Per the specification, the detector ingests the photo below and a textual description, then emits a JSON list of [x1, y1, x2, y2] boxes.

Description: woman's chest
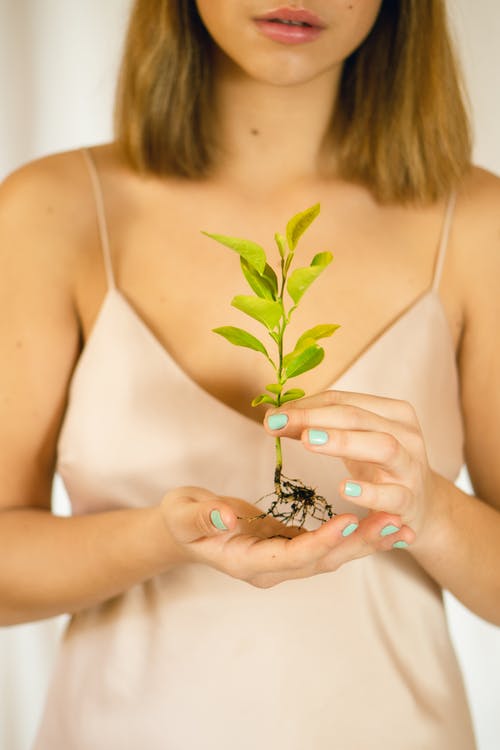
[[76, 182, 463, 420]]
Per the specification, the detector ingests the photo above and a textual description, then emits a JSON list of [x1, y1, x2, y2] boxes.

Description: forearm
[[411, 472, 500, 624], [0, 505, 184, 626]]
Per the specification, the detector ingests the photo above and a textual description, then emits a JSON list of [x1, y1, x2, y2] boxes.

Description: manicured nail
[[308, 429, 329, 446], [380, 524, 400, 537], [344, 481, 362, 498], [342, 522, 359, 537], [267, 413, 288, 430], [393, 540, 409, 549], [210, 509, 228, 531]]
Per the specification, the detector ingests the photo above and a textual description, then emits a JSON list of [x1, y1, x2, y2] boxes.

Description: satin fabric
[[33, 154, 476, 749]]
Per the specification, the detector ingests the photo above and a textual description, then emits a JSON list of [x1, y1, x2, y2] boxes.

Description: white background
[[0, 1, 499, 748]]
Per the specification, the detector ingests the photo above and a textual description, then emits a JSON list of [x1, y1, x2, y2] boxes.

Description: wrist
[[410, 471, 453, 556], [146, 504, 191, 572]]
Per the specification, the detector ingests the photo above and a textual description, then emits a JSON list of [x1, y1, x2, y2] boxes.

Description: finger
[[298, 390, 417, 424], [301, 428, 411, 477], [318, 511, 416, 572], [267, 389, 417, 425], [235, 512, 361, 574], [348, 511, 416, 552], [265, 402, 404, 442], [164, 494, 239, 544], [249, 511, 415, 587], [338, 478, 413, 516]]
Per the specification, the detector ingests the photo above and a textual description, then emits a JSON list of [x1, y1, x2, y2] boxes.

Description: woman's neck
[[212, 57, 342, 193]]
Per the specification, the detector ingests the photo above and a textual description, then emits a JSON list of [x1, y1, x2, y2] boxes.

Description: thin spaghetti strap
[[432, 191, 457, 293], [81, 148, 116, 290]]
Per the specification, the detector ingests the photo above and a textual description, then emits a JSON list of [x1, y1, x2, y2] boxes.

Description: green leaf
[[289, 336, 316, 357], [295, 323, 340, 351], [251, 394, 277, 407], [281, 325, 337, 375], [283, 334, 316, 367], [286, 204, 320, 252], [311, 251, 333, 268], [283, 343, 325, 379], [282, 337, 316, 369], [284, 252, 294, 275], [202, 232, 266, 274], [280, 388, 305, 404], [240, 259, 275, 300], [231, 295, 283, 330], [262, 264, 279, 298], [286, 252, 333, 305], [274, 232, 287, 260], [266, 383, 282, 395], [287, 267, 323, 305], [213, 326, 270, 357]]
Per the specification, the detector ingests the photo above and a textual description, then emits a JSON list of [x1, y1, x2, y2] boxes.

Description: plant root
[[238, 475, 336, 528]]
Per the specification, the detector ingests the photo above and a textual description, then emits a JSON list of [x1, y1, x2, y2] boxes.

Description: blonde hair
[[114, 0, 472, 204]]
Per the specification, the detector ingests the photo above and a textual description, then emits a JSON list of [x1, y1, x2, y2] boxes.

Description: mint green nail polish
[[268, 413, 288, 430], [380, 524, 400, 537], [342, 522, 359, 537], [344, 481, 362, 498], [210, 509, 228, 531], [308, 429, 329, 446], [393, 540, 409, 549]]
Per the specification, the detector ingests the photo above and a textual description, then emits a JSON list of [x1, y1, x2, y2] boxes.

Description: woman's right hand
[[159, 486, 410, 589]]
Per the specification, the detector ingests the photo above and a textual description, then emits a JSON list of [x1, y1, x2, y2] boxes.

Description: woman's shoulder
[[0, 143, 123, 284], [455, 165, 500, 257], [2, 146, 86, 198], [0, 140, 134, 207], [456, 164, 500, 224], [453, 165, 500, 325], [0, 146, 93, 242], [0, 142, 122, 217]]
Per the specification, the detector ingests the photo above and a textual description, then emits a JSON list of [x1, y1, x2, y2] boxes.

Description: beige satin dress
[[33, 150, 476, 749]]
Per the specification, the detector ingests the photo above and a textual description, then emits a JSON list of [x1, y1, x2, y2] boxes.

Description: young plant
[[203, 204, 339, 527]]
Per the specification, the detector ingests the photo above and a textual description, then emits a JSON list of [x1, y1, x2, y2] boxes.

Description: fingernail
[[308, 429, 329, 446], [210, 509, 228, 531], [267, 413, 288, 430], [342, 522, 359, 537], [344, 481, 362, 498], [393, 540, 409, 549], [380, 524, 400, 537]]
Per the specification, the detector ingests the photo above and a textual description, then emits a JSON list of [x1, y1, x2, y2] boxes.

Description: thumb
[[164, 493, 238, 545]]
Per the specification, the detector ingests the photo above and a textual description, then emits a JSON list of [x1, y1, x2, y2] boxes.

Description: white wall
[[0, 1, 498, 749]]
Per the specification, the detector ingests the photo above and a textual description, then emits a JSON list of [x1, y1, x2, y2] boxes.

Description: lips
[[255, 6, 326, 28], [254, 6, 326, 44]]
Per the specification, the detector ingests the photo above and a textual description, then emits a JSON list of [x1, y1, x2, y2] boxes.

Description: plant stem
[[274, 437, 283, 489], [274, 374, 284, 490], [273, 252, 292, 492]]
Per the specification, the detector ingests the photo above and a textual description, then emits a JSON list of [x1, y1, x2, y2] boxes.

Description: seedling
[[203, 204, 339, 527]]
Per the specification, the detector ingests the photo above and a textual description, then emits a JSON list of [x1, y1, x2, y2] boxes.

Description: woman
[[0, 1, 499, 748]]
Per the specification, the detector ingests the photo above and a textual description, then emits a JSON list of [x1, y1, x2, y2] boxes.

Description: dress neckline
[[69, 284, 448, 431], [78, 148, 457, 429]]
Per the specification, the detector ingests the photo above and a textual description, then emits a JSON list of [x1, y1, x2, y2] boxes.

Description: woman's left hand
[[265, 390, 440, 547]]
